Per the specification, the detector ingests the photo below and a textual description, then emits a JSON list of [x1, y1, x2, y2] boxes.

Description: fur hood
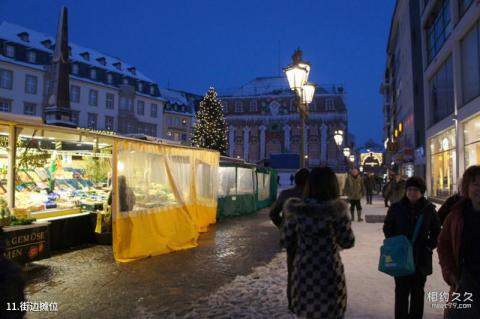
[[283, 197, 349, 219]]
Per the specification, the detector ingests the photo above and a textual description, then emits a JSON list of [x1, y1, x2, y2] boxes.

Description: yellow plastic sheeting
[[112, 139, 219, 262]]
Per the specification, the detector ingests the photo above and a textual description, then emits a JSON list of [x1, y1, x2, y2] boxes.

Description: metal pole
[[7, 125, 16, 208], [300, 109, 305, 168]]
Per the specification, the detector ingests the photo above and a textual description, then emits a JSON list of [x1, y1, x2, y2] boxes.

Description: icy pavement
[[184, 197, 448, 319]]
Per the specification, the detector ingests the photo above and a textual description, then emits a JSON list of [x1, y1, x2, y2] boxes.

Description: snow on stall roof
[[219, 76, 331, 97], [0, 21, 154, 82]]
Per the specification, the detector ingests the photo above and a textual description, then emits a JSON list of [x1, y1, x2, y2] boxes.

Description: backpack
[[378, 215, 424, 277]]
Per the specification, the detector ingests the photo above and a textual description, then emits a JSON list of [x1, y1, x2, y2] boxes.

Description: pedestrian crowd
[[270, 164, 480, 319]]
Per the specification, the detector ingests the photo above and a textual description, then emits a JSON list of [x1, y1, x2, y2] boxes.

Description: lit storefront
[[429, 128, 456, 199], [464, 114, 480, 168]]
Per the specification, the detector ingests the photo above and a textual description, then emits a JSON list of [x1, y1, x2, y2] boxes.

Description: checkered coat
[[282, 198, 355, 319]]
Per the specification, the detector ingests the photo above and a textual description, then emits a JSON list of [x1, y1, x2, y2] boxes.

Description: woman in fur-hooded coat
[[282, 167, 355, 319]]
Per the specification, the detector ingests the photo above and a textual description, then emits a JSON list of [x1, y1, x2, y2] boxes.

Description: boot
[[350, 209, 355, 221], [357, 210, 363, 222]]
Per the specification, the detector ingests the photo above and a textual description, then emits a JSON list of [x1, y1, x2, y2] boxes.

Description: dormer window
[[5, 45, 15, 58], [41, 39, 52, 49], [80, 52, 90, 61], [90, 68, 97, 80], [17, 32, 29, 42], [96, 57, 106, 66], [123, 78, 129, 85], [107, 73, 113, 84], [72, 64, 79, 74], [113, 62, 122, 70], [128, 67, 136, 75], [27, 51, 36, 63], [150, 85, 155, 95], [138, 82, 143, 91]]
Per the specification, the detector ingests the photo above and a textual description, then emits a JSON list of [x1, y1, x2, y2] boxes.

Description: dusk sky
[[0, 0, 396, 147]]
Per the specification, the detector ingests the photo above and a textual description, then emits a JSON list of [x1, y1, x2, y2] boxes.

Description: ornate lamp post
[[284, 49, 316, 168]]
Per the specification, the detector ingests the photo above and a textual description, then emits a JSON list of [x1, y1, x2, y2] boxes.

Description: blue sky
[[0, 0, 395, 147]]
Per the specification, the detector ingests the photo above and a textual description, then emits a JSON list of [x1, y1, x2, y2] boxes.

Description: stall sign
[[3, 225, 50, 264]]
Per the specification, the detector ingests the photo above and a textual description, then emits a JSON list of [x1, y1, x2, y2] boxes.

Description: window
[[181, 133, 187, 141], [0, 98, 12, 112], [27, 51, 36, 63], [87, 113, 97, 129], [460, 0, 474, 17], [0, 68, 13, 89], [150, 85, 155, 95], [461, 22, 480, 104], [107, 74, 113, 84], [235, 101, 243, 113], [71, 112, 79, 125], [325, 98, 335, 111], [173, 132, 180, 141], [120, 97, 134, 112], [290, 99, 296, 112], [426, 0, 452, 63], [175, 117, 181, 126], [105, 116, 114, 131], [167, 116, 173, 126], [24, 75, 37, 94], [182, 118, 187, 126], [72, 64, 79, 74], [430, 56, 454, 124], [249, 100, 258, 112], [137, 100, 145, 115], [23, 102, 36, 115], [123, 78, 129, 85], [5, 45, 14, 58], [106, 93, 115, 109], [70, 85, 80, 103], [430, 128, 456, 199], [90, 69, 96, 80], [151, 103, 158, 117], [88, 89, 98, 106], [464, 114, 480, 168], [138, 83, 143, 92]]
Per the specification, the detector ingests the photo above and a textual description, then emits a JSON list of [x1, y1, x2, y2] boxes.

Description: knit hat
[[405, 176, 426, 194]]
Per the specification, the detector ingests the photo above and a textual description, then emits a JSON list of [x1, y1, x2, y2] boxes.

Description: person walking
[[437, 165, 480, 318], [385, 170, 407, 205], [343, 168, 365, 221], [282, 166, 355, 319], [269, 168, 309, 312], [364, 173, 375, 205], [383, 176, 441, 319], [289, 173, 294, 186], [383, 174, 393, 207]]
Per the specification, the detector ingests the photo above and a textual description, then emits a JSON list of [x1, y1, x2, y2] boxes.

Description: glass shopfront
[[430, 128, 456, 199], [464, 114, 480, 168]]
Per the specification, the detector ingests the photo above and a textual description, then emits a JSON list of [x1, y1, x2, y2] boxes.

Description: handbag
[[378, 214, 424, 277]]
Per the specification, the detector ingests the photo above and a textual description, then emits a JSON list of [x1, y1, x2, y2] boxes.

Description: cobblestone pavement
[[24, 208, 282, 319]]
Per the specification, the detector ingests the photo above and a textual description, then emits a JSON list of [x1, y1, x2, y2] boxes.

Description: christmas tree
[[192, 87, 228, 154]]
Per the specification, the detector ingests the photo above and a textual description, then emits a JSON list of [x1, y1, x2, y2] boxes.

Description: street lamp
[[343, 147, 351, 158], [284, 48, 315, 169], [349, 154, 355, 162], [334, 130, 344, 147]]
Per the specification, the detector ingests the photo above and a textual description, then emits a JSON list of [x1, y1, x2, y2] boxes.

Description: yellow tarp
[[112, 139, 219, 262]]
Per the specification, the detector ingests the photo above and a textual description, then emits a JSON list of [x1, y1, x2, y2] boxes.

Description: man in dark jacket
[[0, 228, 26, 319], [364, 173, 375, 204], [383, 177, 441, 319], [269, 168, 309, 312], [385, 170, 407, 205]]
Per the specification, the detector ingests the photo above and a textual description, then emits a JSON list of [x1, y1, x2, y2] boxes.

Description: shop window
[[430, 128, 456, 199], [25, 75, 37, 94], [70, 85, 80, 103], [236, 167, 254, 195], [218, 166, 236, 197], [0, 125, 8, 202], [0, 68, 13, 89], [464, 114, 480, 168], [429, 56, 454, 125]]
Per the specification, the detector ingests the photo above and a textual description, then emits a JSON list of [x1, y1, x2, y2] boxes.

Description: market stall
[[0, 114, 220, 262], [255, 167, 278, 210], [217, 158, 257, 219]]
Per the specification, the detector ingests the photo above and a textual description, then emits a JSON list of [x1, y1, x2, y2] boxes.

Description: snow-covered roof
[[219, 76, 332, 97], [160, 88, 189, 105], [0, 21, 154, 82]]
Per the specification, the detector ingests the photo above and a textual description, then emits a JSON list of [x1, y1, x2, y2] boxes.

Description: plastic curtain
[[112, 139, 219, 262]]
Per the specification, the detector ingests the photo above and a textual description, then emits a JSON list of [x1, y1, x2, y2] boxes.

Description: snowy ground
[[184, 197, 448, 319]]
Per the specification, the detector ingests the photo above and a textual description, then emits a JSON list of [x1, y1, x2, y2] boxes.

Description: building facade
[[0, 22, 165, 137], [381, 0, 426, 179], [220, 77, 348, 169], [420, 0, 480, 201], [160, 88, 198, 145]]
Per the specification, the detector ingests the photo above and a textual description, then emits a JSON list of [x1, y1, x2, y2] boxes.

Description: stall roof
[[220, 156, 256, 168], [0, 113, 219, 155]]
